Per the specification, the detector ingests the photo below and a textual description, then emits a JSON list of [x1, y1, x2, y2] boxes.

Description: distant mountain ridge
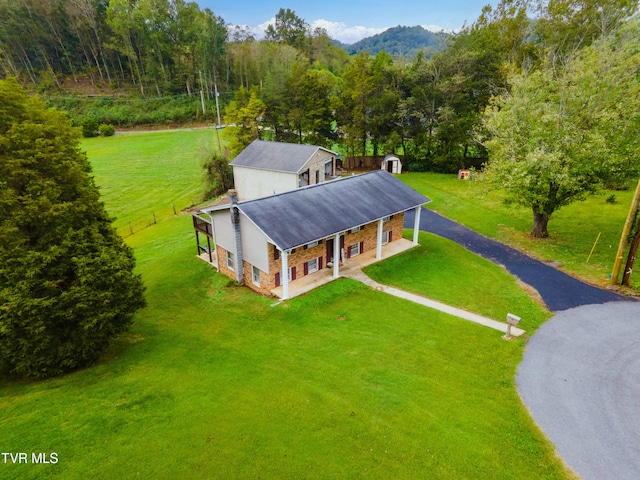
[[334, 25, 450, 58]]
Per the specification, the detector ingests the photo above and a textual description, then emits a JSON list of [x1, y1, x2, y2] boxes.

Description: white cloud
[[421, 24, 459, 34], [229, 18, 451, 45], [310, 19, 387, 44]]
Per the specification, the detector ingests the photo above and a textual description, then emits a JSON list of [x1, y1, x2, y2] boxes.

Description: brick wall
[[215, 212, 405, 297], [216, 245, 236, 281]]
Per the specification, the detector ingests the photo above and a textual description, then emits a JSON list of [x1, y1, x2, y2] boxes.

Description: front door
[[326, 235, 345, 264]]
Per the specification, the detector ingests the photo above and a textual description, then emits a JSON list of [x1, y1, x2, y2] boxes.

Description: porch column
[[281, 249, 290, 300], [413, 206, 422, 245], [333, 233, 340, 278], [376, 218, 384, 260]]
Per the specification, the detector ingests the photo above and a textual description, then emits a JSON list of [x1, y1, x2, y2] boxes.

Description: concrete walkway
[[341, 265, 525, 337]]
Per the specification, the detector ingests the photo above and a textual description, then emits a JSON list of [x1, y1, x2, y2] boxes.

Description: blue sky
[[195, 0, 496, 43]]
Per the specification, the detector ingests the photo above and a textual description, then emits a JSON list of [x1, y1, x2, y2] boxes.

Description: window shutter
[[291, 267, 297, 280], [274, 247, 280, 260], [304, 262, 309, 275], [389, 231, 393, 242], [319, 257, 323, 270], [359, 241, 364, 253], [275, 272, 281, 287], [346, 246, 351, 259]]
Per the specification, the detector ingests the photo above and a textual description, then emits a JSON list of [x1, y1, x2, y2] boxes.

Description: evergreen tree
[[0, 78, 146, 378]]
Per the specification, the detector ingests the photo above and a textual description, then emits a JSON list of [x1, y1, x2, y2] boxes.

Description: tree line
[[1, 0, 638, 180]]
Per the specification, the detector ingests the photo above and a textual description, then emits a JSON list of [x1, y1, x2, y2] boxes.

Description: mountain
[[335, 25, 450, 58]]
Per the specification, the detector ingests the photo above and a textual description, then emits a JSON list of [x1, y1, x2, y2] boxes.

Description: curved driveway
[[517, 303, 640, 480], [406, 207, 640, 479], [404, 208, 631, 311]]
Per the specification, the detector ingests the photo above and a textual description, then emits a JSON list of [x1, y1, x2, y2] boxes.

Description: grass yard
[[0, 217, 571, 479], [81, 128, 219, 234], [0, 130, 576, 478], [366, 231, 551, 333], [402, 173, 639, 290]]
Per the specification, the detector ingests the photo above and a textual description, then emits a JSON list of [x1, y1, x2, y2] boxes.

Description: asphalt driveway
[[406, 207, 639, 479], [405, 208, 631, 311], [517, 302, 640, 480]]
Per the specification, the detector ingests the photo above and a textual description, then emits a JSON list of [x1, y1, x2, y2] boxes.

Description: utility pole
[[214, 81, 221, 127], [611, 178, 640, 284], [622, 220, 640, 286]]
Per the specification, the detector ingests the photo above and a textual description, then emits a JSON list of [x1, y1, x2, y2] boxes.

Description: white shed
[[381, 154, 402, 174]]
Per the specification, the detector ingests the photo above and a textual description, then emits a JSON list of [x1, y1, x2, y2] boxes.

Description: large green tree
[[482, 18, 640, 238], [0, 78, 146, 378]]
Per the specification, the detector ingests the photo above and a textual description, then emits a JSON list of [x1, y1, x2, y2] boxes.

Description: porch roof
[[236, 170, 430, 251]]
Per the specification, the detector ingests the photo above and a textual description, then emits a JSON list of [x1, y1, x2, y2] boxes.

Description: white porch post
[[413, 206, 422, 245], [281, 249, 290, 300], [376, 218, 384, 260], [333, 233, 340, 278]]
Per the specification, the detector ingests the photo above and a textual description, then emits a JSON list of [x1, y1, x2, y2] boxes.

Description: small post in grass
[[503, 313, 521, 340]]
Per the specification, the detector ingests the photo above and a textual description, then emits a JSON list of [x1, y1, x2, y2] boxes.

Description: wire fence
[[116, 199, 197, 238]]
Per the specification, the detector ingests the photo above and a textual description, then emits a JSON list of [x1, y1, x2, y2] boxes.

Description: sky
[[195, 0, 496, 44]]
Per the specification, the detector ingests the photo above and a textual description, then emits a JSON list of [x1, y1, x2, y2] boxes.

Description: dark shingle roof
[[237, 170, 430, 250], [230, 140, 336, 173]]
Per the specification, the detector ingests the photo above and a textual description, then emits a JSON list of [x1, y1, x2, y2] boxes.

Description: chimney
[[228, 189, 244, 284]]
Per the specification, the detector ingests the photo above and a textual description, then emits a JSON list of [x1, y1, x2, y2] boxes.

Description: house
[[193, 170, 430, 299], [230, 139, 339, 200], [381, 153, 403, 174]]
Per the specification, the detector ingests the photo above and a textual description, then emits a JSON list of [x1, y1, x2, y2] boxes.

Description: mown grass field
[[1, 130, 579, 479], [81, 128, 216, 234]]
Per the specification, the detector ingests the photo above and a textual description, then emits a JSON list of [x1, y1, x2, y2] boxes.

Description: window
[[307, 258, 318, 274], [252, 266, 260, 286], [349, 226, 361, 234], [382, 215, 391, 222], [349, 243, 361, 257], [226, 250, 234, 270], [307, 240, 319, 248], [382, 231, 391, 245]]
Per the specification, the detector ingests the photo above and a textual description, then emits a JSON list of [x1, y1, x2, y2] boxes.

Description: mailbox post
[[503, 313, 521, 340]]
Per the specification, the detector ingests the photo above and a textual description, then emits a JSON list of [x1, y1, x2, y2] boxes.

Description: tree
[[264, 8, 309, 53], [202, 147, 233, 198], [0, 78, 146, 378], [222, 86, 266, 156], [481, 19, 640, 238]]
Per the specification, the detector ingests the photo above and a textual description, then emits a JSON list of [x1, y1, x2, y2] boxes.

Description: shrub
[[81, 118, 99, 137], [98, 123, 116, 136]]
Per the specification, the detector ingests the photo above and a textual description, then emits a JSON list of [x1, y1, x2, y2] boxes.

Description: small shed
[[381, 154, 402, 174]]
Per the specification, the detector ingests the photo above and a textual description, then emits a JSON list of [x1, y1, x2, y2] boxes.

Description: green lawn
[[402, 173, 638, 289], [367, 231, 551, 333], [0, 217, 570, 479], [81, 129, 218, 233], [0, 131, 575, 478]]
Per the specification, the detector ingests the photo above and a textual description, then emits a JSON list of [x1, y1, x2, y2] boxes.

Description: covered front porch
[[270, 237, 416, 299]]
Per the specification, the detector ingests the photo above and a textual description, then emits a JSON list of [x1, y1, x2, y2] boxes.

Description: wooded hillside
[[1, 0, 638, 178]]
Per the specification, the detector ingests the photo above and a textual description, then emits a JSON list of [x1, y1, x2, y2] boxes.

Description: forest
[[0, 0, 638, 173]]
